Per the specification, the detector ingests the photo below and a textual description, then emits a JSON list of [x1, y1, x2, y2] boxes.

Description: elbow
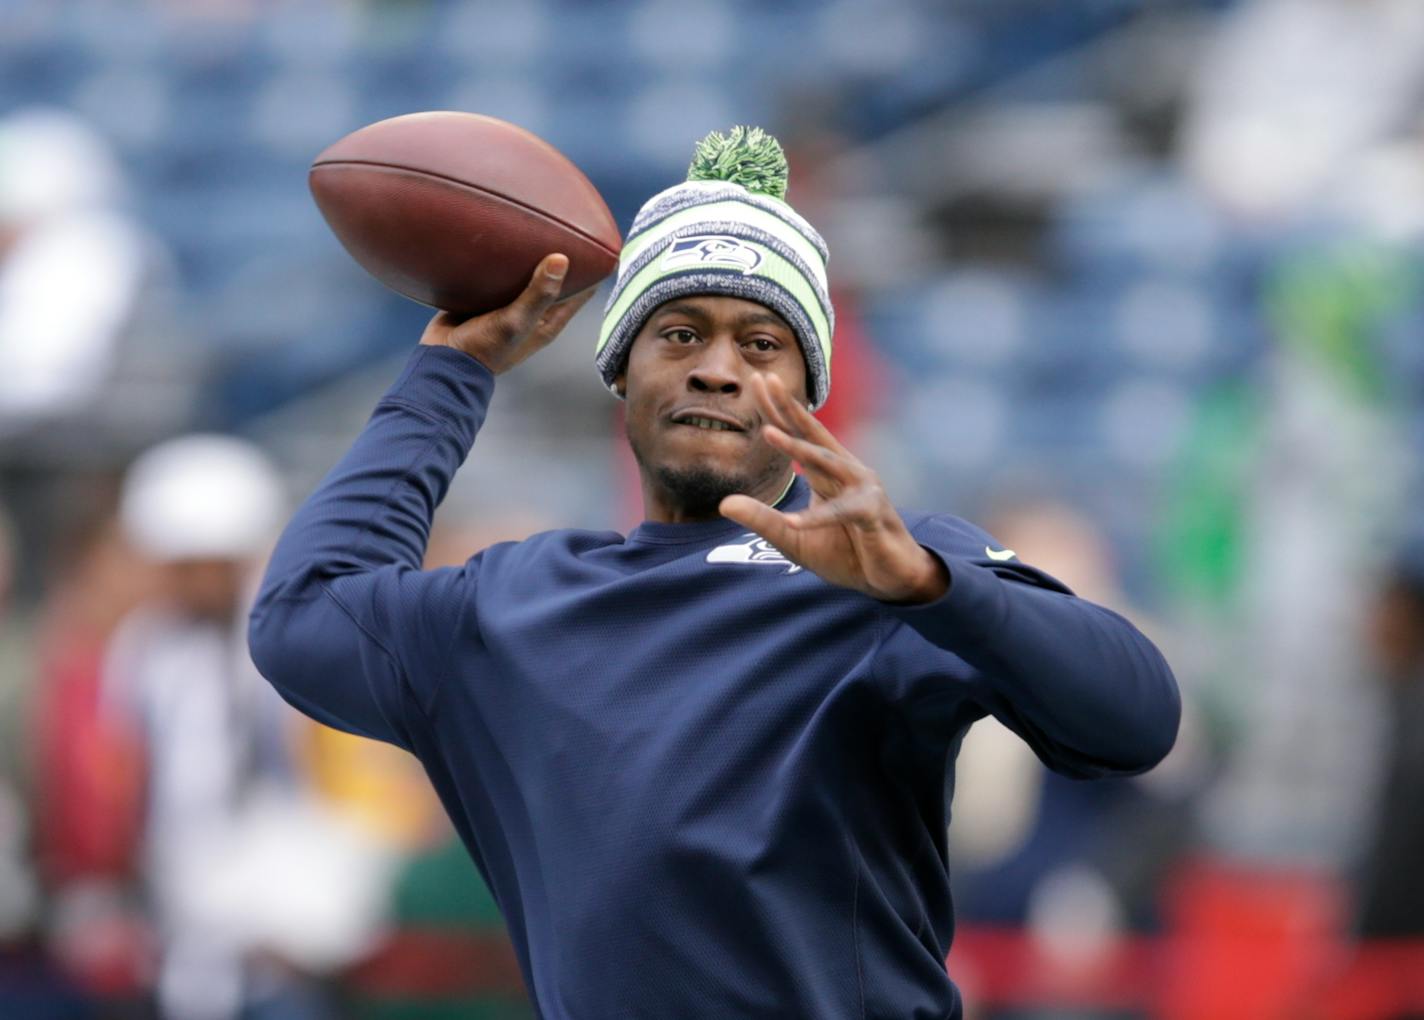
[[1139, 685, 1182, 772], [1070, 702, 1179, 781], [1120, 657, 1183, 774], [246, 552, 328, 692], [1097, 617, 1183, 774], [247, 595, 299, 695], [1076, 655, 1182, 779], [1028, 618, 1184, 780], [246, 603, 281, 687]]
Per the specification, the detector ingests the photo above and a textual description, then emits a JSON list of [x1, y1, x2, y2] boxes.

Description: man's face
[[615, 295, 809, 516], [161, 557, 246, 622]]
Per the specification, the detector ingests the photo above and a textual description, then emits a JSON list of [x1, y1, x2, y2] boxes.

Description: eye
[[663, 328, 699, 344], [744, 337, 780, 353]]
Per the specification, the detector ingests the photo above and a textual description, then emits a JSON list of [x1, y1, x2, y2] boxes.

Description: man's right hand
[[419, 254, 598, 374]]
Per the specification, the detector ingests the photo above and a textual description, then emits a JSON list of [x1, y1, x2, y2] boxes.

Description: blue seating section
[[13, 0, 1421, 510]]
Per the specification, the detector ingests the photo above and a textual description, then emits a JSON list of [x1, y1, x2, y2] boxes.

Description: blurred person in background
[[1291, 537, 1424, 1019], [1356, 541, 1424, 948], [0, 502, 31, 812], [32, 513, 153, 888], [105, 435, 389, 1020], [31, 509, 157, 1015], [1183, 0, 1424, 222], [0, 106, 186, 609], [1143, 7, 1424, 1012], [0, 499, 82, 1018], [248, 127, 1179, 1018], [1304, 538, 1424, 1019], [0, 107, 149, 434]]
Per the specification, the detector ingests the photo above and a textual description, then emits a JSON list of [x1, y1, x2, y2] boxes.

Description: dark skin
[[162, 558, 246, 623], [612, 297, 805, 524], [1369, 579, 1424, 684], [421, 254, 948, 605]]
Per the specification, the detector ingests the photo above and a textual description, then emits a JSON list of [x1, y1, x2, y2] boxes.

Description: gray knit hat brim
[[594, 269, 828, 406]]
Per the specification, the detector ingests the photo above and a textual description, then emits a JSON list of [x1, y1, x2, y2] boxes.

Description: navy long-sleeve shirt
[[249, 344, 1180, 1019]]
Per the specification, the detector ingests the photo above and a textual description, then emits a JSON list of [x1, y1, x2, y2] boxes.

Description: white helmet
[[120, 434, 285, 562]]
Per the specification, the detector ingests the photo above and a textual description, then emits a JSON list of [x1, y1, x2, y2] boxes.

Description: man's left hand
[[719, 373, 950, 605]]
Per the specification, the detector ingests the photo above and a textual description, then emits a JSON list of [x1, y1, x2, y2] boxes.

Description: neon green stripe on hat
[[597, 239, 831, 365], [619, 200, 828, 292]]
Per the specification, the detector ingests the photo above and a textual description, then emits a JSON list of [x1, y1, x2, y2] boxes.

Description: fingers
[[719, 494, 798, 552], [761, 424, 857, 489], [418, 309, 463, 347], [755, 372, 852, 458], [535, 284, 598, 337], [723, 490, 879, 544], [750, 373, 865, 499], [780, 496, 876, 532], [436, 253, 586, 370], [501, 254, 569, 332], [502, 285, 599, 371], [750, 373, 798, 437]]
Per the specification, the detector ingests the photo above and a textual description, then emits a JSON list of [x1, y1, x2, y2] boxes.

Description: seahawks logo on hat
[[661, 235, 764, 274]]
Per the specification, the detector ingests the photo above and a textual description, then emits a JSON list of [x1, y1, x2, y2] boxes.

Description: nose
[[687, 336, 741, 395]]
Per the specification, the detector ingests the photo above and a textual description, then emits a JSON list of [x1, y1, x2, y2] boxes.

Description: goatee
[[647, 463, 747, 519]]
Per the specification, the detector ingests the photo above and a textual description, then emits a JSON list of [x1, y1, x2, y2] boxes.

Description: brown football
[[309, 112, 622, 317]]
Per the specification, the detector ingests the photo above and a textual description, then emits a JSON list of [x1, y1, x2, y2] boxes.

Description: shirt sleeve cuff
[[378, 345, 497, 450], [883, 543, 1006, 652]]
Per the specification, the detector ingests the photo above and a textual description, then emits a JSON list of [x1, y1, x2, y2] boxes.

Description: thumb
[[502, 254, 568, 333], [495, 285, 600, 373], [719, 495, 795, 551]]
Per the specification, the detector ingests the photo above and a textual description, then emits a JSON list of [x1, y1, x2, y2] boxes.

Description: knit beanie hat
[[595, 127, 834, 409]]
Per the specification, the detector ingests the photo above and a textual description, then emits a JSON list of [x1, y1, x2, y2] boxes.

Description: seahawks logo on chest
[[706, 533, 802, 574]]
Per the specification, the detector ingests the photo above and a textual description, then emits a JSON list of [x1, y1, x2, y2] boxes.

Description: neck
[[640, 467, 796, 524]]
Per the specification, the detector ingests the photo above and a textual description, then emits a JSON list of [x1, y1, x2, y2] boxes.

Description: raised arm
[[248, 256, 592, 748]]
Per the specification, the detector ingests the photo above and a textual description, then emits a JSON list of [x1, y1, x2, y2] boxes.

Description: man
[[250, 127, 1180, 1018], [106, 434, 298, 1020], [110, 436, 383, 1020], [1356, 541, 1424, 945]]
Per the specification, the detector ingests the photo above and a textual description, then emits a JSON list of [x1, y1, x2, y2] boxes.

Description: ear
[[612, 371, 627, 399]]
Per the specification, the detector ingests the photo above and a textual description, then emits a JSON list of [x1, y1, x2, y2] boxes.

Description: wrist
[[883, 547, 951, 605]]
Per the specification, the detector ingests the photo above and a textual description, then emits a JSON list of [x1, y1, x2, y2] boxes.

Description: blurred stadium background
[[2, 0, 1424, 1017]]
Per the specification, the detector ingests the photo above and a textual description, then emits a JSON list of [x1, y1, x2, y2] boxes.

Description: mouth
[[668, 410, 749, 434]]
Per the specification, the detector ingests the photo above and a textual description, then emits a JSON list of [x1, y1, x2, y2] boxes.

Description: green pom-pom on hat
[[598, 123, 834, 408], [686, 125, 789, 200]]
